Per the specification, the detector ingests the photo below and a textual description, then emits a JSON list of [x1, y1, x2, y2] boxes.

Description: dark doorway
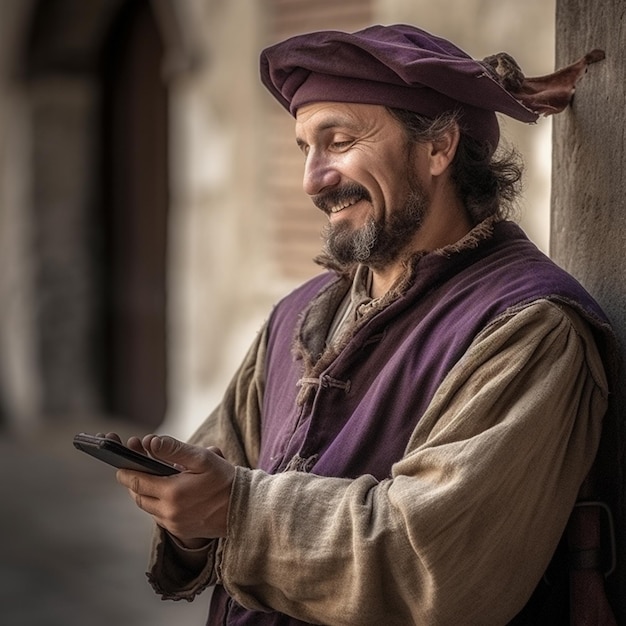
[[100, 0, 168, 428]]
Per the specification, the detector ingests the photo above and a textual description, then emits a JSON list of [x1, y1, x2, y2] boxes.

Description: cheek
[[379, 172, 415, 211]]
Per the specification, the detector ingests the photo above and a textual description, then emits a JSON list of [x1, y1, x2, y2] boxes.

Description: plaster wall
[[0, 0, 40, 427], [162, 0, 279, 436], [0, 0, 558, 438], [164, 0, 558, 437]]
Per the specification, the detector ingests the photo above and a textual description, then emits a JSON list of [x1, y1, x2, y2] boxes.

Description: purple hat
[[260, 24, 604, 151]]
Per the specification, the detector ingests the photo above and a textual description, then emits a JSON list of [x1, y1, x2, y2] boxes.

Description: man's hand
[[115, 434, 235, 545]]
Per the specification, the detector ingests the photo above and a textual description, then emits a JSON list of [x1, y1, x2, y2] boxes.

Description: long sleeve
[[147, 322, 269, 599], [217, 301, 609, 625]]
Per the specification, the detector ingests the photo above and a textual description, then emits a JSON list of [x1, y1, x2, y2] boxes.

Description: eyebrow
[[295, 115, 360, 148]]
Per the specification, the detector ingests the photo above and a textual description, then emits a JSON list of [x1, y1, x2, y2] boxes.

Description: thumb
[[143, 435, 209, 471]]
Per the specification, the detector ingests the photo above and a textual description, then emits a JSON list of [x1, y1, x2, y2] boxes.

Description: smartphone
[[73, 433, 180, 476]]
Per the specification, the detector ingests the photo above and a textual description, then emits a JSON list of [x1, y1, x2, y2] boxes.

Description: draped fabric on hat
[[260, 24, 605, 153], [259, 24, 539, 151]]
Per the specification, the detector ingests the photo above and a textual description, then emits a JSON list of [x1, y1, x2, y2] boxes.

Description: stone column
[[552, 0, 626, 617]]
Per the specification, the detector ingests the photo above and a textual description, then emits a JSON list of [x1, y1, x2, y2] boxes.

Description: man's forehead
[[295, 101, 389, 134]]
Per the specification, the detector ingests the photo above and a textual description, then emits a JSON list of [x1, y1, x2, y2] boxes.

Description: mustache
[[311, 184, 371, 214]]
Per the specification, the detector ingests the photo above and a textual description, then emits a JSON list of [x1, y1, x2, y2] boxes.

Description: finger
[[95, 432, 123, 443], [126, 436, 147, 454], [129, 488, 160, 516], [116, 469, 164, 499], [143, 435, 211, 472], [142, 433, 161, 452]]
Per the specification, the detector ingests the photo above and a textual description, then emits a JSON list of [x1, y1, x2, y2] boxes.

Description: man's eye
[[330, 140, 352, 150]]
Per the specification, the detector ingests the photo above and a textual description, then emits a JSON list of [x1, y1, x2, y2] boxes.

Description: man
[[114, 25, 616, 625]]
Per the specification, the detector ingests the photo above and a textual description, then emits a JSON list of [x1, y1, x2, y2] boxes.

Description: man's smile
[[329, 198, 363, 214], [312, 183, 371, 216]]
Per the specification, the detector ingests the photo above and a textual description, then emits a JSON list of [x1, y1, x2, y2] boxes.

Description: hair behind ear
[[387, 107, 523, 222]]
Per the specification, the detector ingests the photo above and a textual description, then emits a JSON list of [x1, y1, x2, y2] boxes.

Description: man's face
[[295, 102, 431, 269]]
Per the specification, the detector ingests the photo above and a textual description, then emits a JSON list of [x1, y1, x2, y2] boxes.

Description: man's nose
[[302, 153, 341, 196]]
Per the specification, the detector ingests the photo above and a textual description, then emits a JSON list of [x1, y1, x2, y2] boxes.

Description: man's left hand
[[116, 435, 235, 544]]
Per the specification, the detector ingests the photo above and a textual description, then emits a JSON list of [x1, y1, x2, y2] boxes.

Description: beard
[[318, 180, 429, 270]]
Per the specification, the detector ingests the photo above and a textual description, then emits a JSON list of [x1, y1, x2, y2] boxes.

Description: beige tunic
[[148, 299, 608, 625]]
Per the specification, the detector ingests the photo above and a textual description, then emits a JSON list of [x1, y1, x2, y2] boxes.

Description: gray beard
[[321, 187, 429, 270]]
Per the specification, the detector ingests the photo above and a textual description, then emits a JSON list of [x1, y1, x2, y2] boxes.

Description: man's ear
[[429, 124, 460, 177]]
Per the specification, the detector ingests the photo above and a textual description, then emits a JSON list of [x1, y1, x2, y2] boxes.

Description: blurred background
[[0, 0, 555, 623]]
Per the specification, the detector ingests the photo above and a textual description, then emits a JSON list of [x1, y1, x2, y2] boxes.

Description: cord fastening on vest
[[297, 375, 351, 393]]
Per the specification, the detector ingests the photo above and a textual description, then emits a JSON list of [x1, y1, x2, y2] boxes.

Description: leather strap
[[568, 476, 617, 626]]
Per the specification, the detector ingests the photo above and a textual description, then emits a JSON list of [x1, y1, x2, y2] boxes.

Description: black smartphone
[[73, 433, 180, 476]]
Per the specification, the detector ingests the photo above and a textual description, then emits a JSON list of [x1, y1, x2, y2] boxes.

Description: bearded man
[[113, 25, 617, 625]]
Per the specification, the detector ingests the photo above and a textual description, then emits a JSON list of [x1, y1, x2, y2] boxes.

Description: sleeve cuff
[[147, 524, 219, 601]]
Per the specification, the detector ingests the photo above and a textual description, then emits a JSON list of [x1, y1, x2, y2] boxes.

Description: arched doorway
[[100, 0, 169, 427], [23, 0, 169, 427]]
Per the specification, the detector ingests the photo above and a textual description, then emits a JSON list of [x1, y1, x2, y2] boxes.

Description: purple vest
[[209, 221, 613, 626]]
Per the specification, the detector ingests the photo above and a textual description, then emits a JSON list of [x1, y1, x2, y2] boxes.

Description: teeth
[[330, 199, 358, 213]]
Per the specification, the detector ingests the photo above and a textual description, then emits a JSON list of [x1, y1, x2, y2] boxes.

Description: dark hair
[[386, 107, 524, 223]]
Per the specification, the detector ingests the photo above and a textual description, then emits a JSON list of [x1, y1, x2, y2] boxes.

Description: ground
[[0, 416, 209, 626]]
